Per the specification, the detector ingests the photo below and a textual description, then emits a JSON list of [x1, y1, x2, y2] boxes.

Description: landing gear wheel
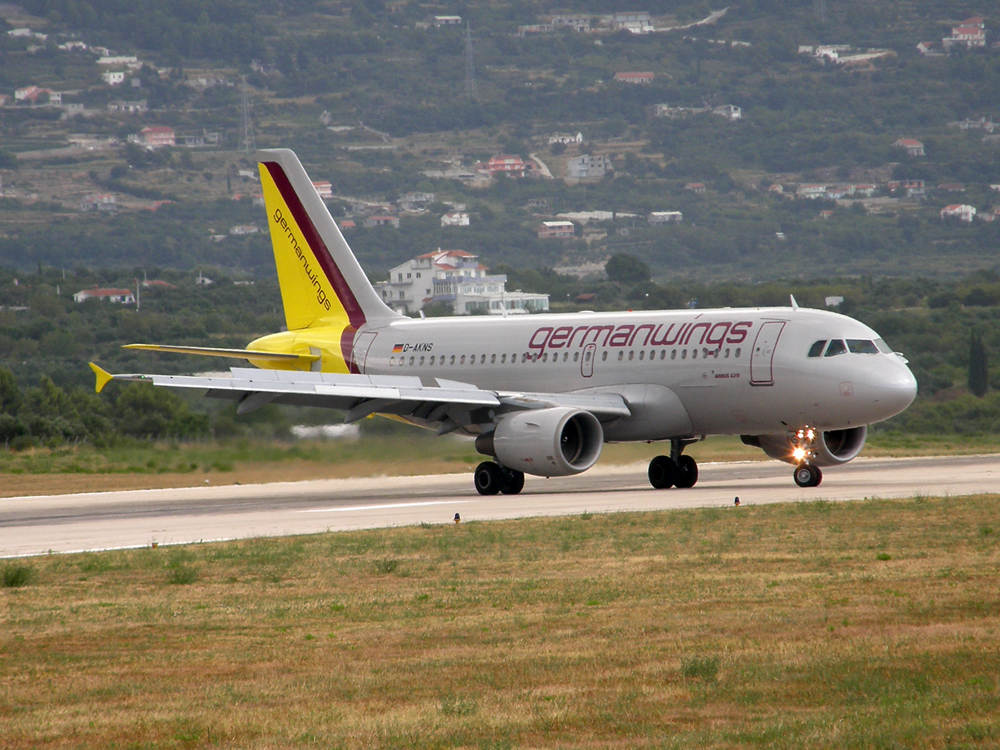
[[648, 455, 675, 489], [474, 461, 503, 496], [500, 469, 525, 495], [674, 455, 699, 489], [793, 463, 822, 488]]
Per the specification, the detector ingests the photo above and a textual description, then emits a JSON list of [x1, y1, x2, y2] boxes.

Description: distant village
[[4, 8, 1000, 303]]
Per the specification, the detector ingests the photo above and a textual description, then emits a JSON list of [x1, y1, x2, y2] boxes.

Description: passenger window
[[574, 352, 579, 362], [460, 355, 466, 365], [602, 351, 608, 361], [824, 339, 847, 357], [847, 339, 879, 354], [450, 355, 455, 365], [808, 340, 827, 358]]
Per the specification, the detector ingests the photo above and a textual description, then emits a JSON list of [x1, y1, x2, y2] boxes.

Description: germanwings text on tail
[[91, 148, 917, 495]]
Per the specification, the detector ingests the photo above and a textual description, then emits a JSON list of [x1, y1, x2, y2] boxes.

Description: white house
[[102, 71, 126, 86], [549, 132, 583, 145], [441, 211, 470, 227], [712, 104, 742, 121], [648, 211, 683, 225], [941, 204, 976, 222], [73, 287, 135, 304], [374, 249, 548, 315]]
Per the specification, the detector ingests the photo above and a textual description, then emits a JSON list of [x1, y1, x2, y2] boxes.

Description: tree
[[605, 253, 651, 284], [968, 331, 989, 397]]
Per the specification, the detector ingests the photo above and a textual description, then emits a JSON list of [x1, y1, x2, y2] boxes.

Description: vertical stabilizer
[[256, 148, 399, 332]]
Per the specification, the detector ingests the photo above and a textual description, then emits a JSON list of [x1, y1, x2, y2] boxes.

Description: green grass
[[1, 494, 998, 748]]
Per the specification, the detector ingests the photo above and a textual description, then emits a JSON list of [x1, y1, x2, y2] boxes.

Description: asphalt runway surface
[[1, 455, 997, 558]]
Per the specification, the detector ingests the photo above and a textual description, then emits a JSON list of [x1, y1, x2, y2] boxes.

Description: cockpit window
[[847, 339, 879, 354], [808, 340, 827, 358], [874, 338, 892, 354], [824, 339, 847, 357]]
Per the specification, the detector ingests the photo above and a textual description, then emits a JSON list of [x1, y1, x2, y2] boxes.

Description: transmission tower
[[240, 76, 257, 153], [814, 0, 827, 23], [464, 23, 478, 101]]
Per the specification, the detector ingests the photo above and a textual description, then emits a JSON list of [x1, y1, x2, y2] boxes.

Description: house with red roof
[[134, 126, 175, 148], [941, 204, 976, 222]]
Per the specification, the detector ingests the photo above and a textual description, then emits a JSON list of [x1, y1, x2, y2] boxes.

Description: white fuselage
[[353, 306, 917, 440]]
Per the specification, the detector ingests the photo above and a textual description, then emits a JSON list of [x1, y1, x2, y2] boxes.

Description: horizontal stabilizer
[[123, 344, 318, 364]]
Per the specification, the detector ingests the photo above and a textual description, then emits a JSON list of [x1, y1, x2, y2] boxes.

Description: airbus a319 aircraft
[[90, 149, 917, 494]]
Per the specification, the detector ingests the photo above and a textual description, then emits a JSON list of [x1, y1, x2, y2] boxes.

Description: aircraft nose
[[875, 357, 918, 418]]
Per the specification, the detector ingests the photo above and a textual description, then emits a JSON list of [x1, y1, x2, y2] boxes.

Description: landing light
[[792, 447, 807, 462]]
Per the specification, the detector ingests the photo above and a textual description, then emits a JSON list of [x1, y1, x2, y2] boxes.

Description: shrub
[[2, 563, 36, 588], [681, 655, 719, 681]]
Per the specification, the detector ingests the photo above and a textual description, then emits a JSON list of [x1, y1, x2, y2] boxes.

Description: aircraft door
[[750, 321, 785, 386], [351, 331, 378, 373], [581, 343, 596, 378]]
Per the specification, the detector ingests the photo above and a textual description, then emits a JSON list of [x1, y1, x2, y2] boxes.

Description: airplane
[[89, 148, 917, 494]]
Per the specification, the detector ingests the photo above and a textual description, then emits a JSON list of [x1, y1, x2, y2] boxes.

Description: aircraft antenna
[[464, 23, 478, 101], [240, 76, 257, 153]]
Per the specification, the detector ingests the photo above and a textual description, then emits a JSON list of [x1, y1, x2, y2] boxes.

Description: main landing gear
[[647, 439, 699, 489], [474, 461, 525, 496]]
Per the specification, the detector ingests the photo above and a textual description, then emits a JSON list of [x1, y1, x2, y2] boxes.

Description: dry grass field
[[1, 494, 998, 748]]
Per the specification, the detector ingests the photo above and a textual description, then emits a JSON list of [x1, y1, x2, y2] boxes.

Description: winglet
[[89, 362, 114, 393], [790, 294, 799, 311]]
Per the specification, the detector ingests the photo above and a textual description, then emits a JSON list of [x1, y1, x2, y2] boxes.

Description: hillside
[[1, 0, 1000, 282]]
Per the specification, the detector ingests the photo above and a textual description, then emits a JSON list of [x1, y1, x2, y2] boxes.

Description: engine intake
[[741, 425, 867, 467], [476, 407, 603, 477]]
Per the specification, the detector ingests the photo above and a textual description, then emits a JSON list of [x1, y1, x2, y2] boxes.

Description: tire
[[794, 463, 822, 488], [500, 469, 525, 495], [648, 455, 675, 489], [674, 455, 699, 489], [474, 461, 502, 496]]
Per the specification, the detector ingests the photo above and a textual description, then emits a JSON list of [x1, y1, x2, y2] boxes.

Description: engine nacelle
[[475, 407, 603, 477], [741, 425, 867, 467]]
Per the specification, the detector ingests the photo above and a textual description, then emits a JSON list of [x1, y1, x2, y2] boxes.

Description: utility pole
[[464, 23, 478, 101], [240, 76, 257, 153]]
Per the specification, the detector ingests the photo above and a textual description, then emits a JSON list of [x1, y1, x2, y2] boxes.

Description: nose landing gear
[[791, 426, 822, 487], [647, 438, 700, 489], [793, 462, 822, 487]]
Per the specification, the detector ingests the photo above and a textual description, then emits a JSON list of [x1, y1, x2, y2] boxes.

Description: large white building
[[375, 249, 549, 316]]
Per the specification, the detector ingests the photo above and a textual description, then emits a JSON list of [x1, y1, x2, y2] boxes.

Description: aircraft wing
[[90, 365, 630, 432]]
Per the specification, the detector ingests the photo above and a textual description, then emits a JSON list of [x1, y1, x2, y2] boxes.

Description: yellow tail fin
[[256, 149, 398, 332]]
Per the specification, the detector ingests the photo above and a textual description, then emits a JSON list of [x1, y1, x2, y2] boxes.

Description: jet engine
[[741, 425, 867, 467], [475, 407, 603, 477]]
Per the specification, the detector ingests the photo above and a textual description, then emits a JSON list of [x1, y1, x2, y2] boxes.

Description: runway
[[1, 455, 997, 558]]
